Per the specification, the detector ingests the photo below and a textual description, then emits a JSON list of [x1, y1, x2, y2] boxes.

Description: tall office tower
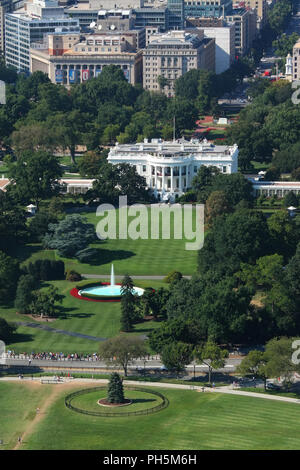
[[0, 0, 24, 53], [5, 0, 79, 71], [167, 0, 184, 29], [183, 0, 232, 19]]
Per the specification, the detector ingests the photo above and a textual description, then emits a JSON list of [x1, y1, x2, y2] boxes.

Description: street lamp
[[192, 360, 197, 380]]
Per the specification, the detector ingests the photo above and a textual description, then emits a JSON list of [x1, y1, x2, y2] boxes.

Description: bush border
[[65, 386, 169, 417]]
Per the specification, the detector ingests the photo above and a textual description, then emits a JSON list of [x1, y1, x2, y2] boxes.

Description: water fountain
[[77, 264, 144, 301]]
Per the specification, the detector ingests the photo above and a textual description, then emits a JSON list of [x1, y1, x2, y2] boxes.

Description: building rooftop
[[112, 138, 237, 155], [148, 30, 201, 46], [0, 178, 10, 191]]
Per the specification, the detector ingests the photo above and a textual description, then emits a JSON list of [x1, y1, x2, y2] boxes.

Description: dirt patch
[[16, 312, 56, 322], [98, 398, 132, 407], [12, 380, 97, 450]]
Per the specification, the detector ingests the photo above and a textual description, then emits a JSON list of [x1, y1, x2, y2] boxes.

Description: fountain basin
[[78, 284, 144, 300]]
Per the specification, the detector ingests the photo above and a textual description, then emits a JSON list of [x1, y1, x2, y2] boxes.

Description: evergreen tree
[[120, 298, 133, 332], [107, 373, 125, 404], [120, 274, 138, 331]]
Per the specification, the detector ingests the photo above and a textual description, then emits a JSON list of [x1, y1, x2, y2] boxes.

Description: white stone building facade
[[108, 138, 239, 201]]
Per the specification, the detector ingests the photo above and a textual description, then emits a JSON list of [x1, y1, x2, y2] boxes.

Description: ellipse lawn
[[18, 386, 300, 450]]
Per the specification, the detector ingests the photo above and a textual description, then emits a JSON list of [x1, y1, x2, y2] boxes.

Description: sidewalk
[[1, 376, 300, 404]]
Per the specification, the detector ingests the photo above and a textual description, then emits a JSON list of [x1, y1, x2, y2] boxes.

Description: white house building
[[250, 179, 300, 198], [108, 138, 239, 201]]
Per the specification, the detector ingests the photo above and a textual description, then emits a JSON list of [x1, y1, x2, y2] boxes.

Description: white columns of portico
[[162, 167, 165, 191], [179, 166, 182, 192], [155, 165, 158, 189], [171, 166, 174, 193]]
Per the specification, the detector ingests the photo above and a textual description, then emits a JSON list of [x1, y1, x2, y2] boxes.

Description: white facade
[[250, 180, 300, 198], [202, 25, 235, 74], [108, 138, 239, 201]]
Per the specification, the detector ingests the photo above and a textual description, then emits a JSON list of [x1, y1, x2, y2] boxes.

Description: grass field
[[0, 381, 53, 450], [19, 207, 199, 276], [3, 382, 300, 450], [0, 279, 165, 354]]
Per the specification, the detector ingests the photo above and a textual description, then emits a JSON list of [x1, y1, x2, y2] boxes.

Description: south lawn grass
[[19, 207, 199, 276], [8, 384, 300, 450], [0, 279, 165, 354]]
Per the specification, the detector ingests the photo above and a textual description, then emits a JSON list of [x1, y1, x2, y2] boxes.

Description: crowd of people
[[5, 350, 159, 362]]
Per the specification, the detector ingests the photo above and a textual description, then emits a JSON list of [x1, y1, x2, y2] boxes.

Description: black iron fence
[[65, 386, 169, 417]]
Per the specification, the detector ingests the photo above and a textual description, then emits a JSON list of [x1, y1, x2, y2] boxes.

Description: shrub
[[0, 317, 16, 342], [26, 259, 65, 281], [164, 270, 183, 284], [66, 270, 82, 282]]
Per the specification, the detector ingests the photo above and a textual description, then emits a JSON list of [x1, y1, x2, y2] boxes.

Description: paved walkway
[[14, 321, 107, 342]]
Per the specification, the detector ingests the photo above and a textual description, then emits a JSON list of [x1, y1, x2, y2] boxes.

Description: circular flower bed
[[70, 282, 122, 302]]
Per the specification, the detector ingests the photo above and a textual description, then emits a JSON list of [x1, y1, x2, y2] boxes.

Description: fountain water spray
[[110, 264, 115, 287]]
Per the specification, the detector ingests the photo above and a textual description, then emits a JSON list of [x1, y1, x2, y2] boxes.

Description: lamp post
[[192, 360, 197, 380]]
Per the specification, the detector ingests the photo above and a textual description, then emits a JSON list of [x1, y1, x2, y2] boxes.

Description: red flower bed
[[70, 282, 122, 302]]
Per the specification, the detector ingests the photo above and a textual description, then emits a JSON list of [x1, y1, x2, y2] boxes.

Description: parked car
[[266, 383, 280, 391]]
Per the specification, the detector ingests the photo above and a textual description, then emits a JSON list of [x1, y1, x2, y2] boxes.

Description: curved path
[[2, 376, 298, 450], [14, 321, 107, 342], [1, 376, 300, 405]]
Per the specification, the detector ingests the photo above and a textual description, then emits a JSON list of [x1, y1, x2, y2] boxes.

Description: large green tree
[[0, 251, 20, 302], [43, 214, 96, 257], [98, 334, 147, 377], [195, 341, 228, 384], [161, 342, 194, 375], [8, 150, 62, 208]]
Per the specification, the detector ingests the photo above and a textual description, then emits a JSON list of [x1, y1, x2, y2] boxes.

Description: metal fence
[[65, 386, 169, 417]]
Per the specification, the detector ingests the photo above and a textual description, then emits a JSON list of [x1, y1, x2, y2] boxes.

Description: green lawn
[[70, 388, 163, 414], [9, 384, 300, 450], [0, 279, 165, 354], [0, 381, 53, 450], [19, 207, 199, 276]]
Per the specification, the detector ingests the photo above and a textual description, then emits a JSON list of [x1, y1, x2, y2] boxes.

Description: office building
[[225, 7, 256, 56], [244, 0, 267, 29], [0, 0, 24, 53], [183, 0, 232, 18], [5, 0, 79, 71], [30, 31, 143, 85], [186, 17, 234, 73], [167, 0, 184, 29], [143, 29, 214, 96]]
